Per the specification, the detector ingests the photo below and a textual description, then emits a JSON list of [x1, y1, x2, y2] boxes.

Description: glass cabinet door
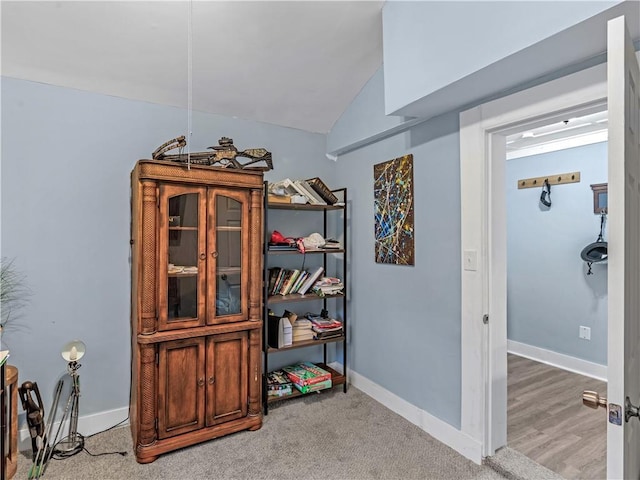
[[158, 185, 207, 330], [208, 189, 250, 324]]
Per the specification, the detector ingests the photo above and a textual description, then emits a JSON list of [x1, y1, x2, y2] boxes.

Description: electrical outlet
[[579, 326, 591, 340]]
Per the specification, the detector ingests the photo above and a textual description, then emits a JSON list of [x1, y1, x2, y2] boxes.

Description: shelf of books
[[267, 292, 345, 305], [267, 248, 346, 255], [268, 203, 344, 211], [266, 363, 346, 404], [266, 334, 345, 353], [262, 180, 348, 414]]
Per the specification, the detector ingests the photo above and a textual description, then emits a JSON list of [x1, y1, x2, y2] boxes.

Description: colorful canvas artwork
[[373, 154, 414, 265]]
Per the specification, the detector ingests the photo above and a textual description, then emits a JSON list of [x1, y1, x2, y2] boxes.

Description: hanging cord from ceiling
[[186, 0, 193, 169], [540, 179, 552, 208]]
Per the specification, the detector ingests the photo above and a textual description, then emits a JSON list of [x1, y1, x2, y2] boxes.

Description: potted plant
[[0, 257, 30, 479], [0, 257, 30, 347]]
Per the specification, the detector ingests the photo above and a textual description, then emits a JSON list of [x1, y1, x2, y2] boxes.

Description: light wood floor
[[507, 354, 607, 480]]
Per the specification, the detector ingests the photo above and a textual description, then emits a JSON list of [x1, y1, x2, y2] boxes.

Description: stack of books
[[266, 370, 294, 398], [282, 362, 333, 394], [269, 178, 328, 205], [312, 276, 344, 296], [305, 314, 343, 340], [291, 317, 314, 342]]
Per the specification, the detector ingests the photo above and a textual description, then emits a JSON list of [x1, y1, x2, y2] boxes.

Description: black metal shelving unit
[[262, 182, 348, 414]]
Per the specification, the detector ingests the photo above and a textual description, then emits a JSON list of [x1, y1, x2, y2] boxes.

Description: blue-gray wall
[[382, 1, 619, 116], [506, 142, 608, 365], [0, 77, 336, 421], [334, 113, 462, 428], [327, 69, 418, 156]]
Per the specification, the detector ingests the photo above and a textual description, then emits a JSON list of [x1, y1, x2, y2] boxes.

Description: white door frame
[[459, 63, 608, 457]]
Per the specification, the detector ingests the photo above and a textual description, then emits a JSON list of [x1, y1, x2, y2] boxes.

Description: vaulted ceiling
[[1, 1, 384, 134]]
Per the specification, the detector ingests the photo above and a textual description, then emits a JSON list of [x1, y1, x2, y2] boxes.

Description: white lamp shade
[[61, 340, 86, 362]]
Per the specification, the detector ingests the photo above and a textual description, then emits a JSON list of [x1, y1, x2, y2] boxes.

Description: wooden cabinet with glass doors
[[130, 160, 263, 464]]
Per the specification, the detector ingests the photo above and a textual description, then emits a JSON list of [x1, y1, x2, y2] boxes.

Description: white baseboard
[[507, 340, 607, 382], [329, 362, 483, 464], [18, 406, 129, 452]]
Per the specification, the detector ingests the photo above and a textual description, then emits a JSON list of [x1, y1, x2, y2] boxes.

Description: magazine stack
[[305, 313, 343, 340]]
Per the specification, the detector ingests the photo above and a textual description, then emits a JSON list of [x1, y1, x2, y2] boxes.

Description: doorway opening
[[461, 14, 640, 479], [459, 61, 609, 470], [503, 109, 608, 478]]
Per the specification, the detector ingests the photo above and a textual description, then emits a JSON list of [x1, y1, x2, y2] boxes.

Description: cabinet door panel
[[158, 338, 205, 439], [206, 331, 248, 426], [208, 189, 250, 324], [158, 185, 207, 331]]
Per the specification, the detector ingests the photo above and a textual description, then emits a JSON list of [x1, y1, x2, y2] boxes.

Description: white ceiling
[[506, 110, 608, 159], [1, 1, 384, 134]]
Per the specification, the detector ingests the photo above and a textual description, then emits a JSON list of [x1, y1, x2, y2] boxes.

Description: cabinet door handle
[[199, 253, 206, 261], [208, 376, 215, 385], [211, 251, 218, 258], [198, 378, 205, 387]]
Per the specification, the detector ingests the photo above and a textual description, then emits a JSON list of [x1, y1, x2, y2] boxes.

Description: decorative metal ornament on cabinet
[[151, 136, 273, 171], [517, 171, 581, 189]]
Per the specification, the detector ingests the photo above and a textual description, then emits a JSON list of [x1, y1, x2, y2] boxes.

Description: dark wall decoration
[[373, 154, 414, 265]]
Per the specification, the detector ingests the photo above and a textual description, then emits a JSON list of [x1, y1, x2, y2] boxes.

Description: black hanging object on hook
[[540, 179, 552, 207], [581, 211, 608, 275]]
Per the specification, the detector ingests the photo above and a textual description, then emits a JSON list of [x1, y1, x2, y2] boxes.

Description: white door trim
[[459, 63, 608, 457]]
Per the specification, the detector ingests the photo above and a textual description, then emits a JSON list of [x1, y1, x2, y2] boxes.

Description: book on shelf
[[268, 194, 291, 204], [297, 266, 324, 295], [270, 178, 314, 204], [266, 370, 294, 397], [292, 332, 315, 342], [313, 329, 343, 340], [312, 286, 344, 296], [282, 362, 332, 386], [312, 277, 344, 296], [305, 177, 339, 205], [293, 180, 327, 205], [291, 317, 314, 342], [267, 315, 293, 349], [280, 269, 301, 295], [292, 378, 332, 394], [292, 322, 312, 334], [268, 244, 298, 251], [289, 271, 308, 294], [269, 267, 285, 295], [305, 314, 342, 329], [267, 267, 281, 294]]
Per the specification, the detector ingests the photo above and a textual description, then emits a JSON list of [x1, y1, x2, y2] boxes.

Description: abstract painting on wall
[[373, 154, 414, 265]]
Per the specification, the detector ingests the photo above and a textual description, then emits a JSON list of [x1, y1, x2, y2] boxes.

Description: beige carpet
[[15, 387, 507, 480], [485, 447, 565, 480]]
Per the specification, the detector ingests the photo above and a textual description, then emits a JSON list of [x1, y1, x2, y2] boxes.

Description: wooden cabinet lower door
[[158, 338, 206, 439], [157, 332, 249, 440], [206, 331, 248, 426]]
